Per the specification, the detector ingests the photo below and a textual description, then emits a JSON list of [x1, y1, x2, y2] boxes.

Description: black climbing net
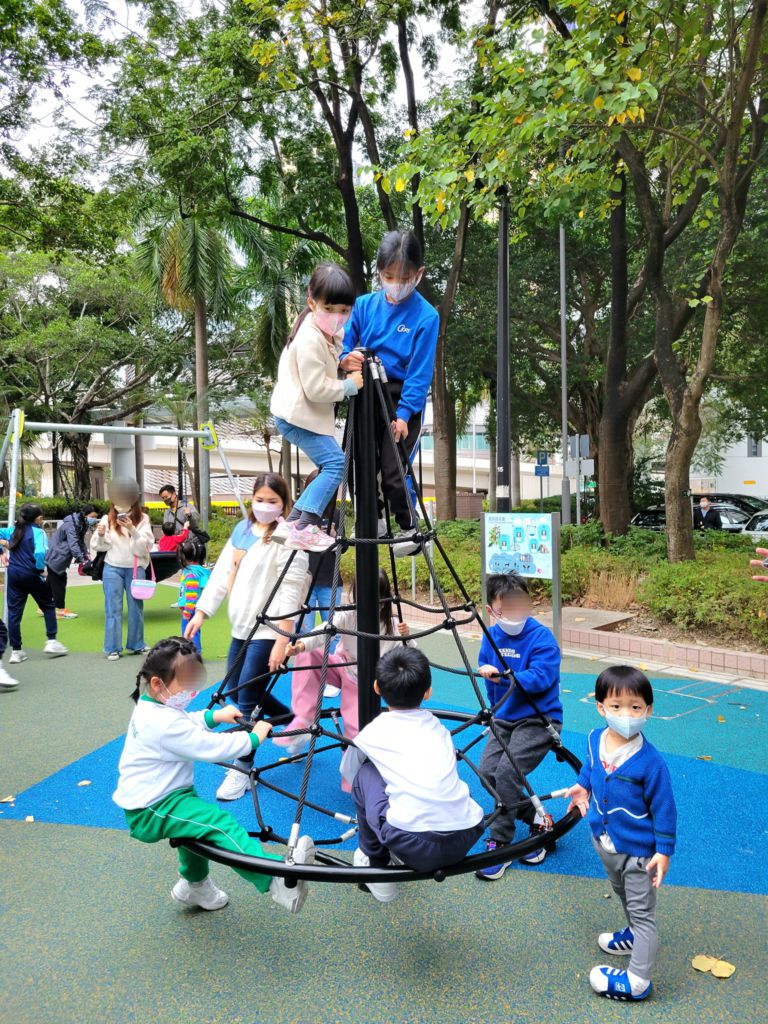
[[175, 352, 582, 883]]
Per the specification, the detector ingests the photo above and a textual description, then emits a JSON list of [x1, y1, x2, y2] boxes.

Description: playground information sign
[[483, 512, 554, 580], [481, 511, 562, 645]]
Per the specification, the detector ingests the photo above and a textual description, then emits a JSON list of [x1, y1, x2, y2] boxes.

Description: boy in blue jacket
[[565, 665, 676, 1003], [475, 573, 562, 879]]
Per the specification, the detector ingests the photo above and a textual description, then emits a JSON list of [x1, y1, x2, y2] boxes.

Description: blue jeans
[[274, 417, 344, 516], [102, 563, 145, 655], [299, 584, 332, 634], [226, 638, 290, 764]]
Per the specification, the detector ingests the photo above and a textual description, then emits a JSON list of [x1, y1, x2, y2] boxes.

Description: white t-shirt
[[351, 708, 484, 833]]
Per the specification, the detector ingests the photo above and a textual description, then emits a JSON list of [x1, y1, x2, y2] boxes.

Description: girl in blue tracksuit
[[0, 503, 68, 663], [340, 230, 439, 554]]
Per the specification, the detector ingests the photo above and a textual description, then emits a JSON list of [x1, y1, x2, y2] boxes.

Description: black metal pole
[[177, 439, 185, 503], [353, 352, 381, 728], [496, 188, 511, 513]]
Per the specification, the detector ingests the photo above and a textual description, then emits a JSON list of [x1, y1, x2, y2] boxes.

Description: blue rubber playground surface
[[2, 640, 767, 1024], [4, 666, 767, 896]]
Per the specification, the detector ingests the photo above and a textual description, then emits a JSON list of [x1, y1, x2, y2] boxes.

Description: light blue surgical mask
[[604, 710, 648, 740], [86, 517, 99, 528]]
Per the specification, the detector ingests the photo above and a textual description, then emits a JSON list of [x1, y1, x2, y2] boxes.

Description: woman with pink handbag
[[90, 478, 155, 662]]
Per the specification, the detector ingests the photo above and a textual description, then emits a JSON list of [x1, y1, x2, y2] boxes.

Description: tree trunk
[[263, 434, 274, 474], [52, 433, 62, 496], [280, 438, 292, 499], [597, 415, 634, 535], [337, 144, 367, 295], [62, 432, 93, 500], [432, 374, 456, 520], [511, 448, 521, 507], [663, 399, 701, 562], [194, 291, 210, 526]]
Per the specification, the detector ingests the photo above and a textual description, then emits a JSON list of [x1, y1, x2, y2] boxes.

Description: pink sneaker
[[284, 523, 335, 552]]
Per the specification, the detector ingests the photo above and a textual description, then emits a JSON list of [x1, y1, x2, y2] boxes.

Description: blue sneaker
[[519, 822, 556, 864], [590, 966, 652, 1001], [598, 927, 635, 955], [475, 839, 512, 880]]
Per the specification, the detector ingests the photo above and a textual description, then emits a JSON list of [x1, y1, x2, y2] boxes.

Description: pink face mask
[[313, 308, 350, 336], [252, 501, 282, 523]]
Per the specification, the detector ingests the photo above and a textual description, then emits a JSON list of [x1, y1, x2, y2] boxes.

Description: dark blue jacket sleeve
[[342, 302, 362, 357], [395, 309, 439, 421]]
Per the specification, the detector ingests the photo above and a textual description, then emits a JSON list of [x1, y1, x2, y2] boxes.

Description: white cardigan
[[90, 514, 154, 569], [270, 314, 347, 434], [196, 530, 309, 641]]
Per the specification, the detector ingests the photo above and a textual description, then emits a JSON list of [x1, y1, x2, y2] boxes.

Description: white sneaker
[[106, 651, 120, 662], [43, 639, 69, 658], [0, 665, 19, 690], [270, 520, 292, 545], [269, 834, 315, 914], [353, 847, 400, 903], [9, 650, 28, 664], [377, 517, 389, 538], [171, 875, 229, 911], [323, 684, 341, 698], [392, 530, 421, 558], [215, 767, 250, 801]]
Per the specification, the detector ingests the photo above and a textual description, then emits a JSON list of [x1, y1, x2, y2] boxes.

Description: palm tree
[[135, 212, 234, 524]]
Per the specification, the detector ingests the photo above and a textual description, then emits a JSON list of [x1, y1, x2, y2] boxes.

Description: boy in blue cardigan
[[475, 573, 562, 879], [566, 665, 677, 1003]]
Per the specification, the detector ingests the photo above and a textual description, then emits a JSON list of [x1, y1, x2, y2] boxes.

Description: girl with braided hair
[[113, 637, 316, 915]]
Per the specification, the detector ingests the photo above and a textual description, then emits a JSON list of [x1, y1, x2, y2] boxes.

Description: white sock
[[627, 969, 650, 996]]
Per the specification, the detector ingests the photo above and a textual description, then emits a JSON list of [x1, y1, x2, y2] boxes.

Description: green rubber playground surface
[[1, 587, 766, 1024]]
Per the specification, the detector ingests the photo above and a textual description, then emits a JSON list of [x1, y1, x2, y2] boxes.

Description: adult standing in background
[[91, 479, 154, 662], [159, 484, 200, 534], [693, 496, 722, 531], [45, 505, 100, 619]]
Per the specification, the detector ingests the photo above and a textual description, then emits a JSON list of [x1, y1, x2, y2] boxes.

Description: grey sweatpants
[[478, 716, 562, 842], [592, 835, 658, 980]]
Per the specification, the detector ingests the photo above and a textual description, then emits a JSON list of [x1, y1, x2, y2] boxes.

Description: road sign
[[535, 464, 550, 477], [536, 450, 548, 466]]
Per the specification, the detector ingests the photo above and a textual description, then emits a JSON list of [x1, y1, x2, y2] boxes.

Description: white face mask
[[162, 687, 198, 711], [497, 617, 527, 637], [313, 308, 350, 336], [604, 710, 648, 740], [252, 501, 282, 524], [380, 272, 421, 304]]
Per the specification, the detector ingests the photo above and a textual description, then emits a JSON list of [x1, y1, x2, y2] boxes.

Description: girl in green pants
[[113, 637, 315, 914]]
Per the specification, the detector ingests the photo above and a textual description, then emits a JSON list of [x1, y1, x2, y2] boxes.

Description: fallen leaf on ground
[[77, 780, 91, 787], [717, 715, 726, 723], [575, 616, 586, 622], [603, 893, 611, 899], [639, 663, 649, 671], [0, 795, 14, 803], [697, 755, 713, 761], [711, 960, 736, 979], [562, 689, 572, 693], [25, 815, 34, 823], [691, 955, 717, 972]]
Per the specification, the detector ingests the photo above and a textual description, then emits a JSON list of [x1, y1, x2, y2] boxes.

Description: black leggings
[[47, 568, 68, 609]]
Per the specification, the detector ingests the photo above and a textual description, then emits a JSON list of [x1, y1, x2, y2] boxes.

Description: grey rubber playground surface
[[1, 605, 766, 1024]]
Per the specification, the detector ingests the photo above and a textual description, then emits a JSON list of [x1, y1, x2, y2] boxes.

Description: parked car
[[692, 492, 768, 516], [744, 510, 768, 540], [631, 502, 751, 533]]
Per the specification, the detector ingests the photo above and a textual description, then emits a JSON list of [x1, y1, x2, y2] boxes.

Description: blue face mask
[[86, 518, 99, 528], [604, 710, 648, 740]]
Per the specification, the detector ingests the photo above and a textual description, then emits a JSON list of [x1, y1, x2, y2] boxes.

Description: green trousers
[[124, 787, 281, 892]]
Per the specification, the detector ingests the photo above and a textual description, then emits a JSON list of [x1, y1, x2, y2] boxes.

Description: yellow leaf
[[617, 10, 626, 24], [607, 115, 615, 126], [697, 755, 713, 761], [394, 176, 407, 192], [514, 114, 524, 124], [547, 162, 554, 171], [381, 175, 391, 195], [553, 87, 565, 99], [0, 795, 14, 803], [717, 715, 726, 723], [691, 955, 718, 973], [77, 780, 91, 787], [616, 111, 627, 124], [578, 210, 585, 218], [617, 34, 624, 44], [711, 960, 736, 979], [594, 96, 604, 109], [638, 106, 646, 122], [627, 67, 642, 82], [436, 191, 446, 213], [403, 127, 415, 139], [25, 815, 34, 823], [464, 168, 475, 182]]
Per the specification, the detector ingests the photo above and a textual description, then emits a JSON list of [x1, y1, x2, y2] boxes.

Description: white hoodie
[[195, 526, 308, 641]]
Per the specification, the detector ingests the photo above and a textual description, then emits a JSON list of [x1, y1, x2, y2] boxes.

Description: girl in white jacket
[[113, 637, 314, 914], [90, 478, 154, 661], [184, 473, 309, 802], [270, 262, 361, 553]]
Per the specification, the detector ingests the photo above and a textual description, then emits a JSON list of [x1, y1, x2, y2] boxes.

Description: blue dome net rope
[[173, 352, 582, 883]]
